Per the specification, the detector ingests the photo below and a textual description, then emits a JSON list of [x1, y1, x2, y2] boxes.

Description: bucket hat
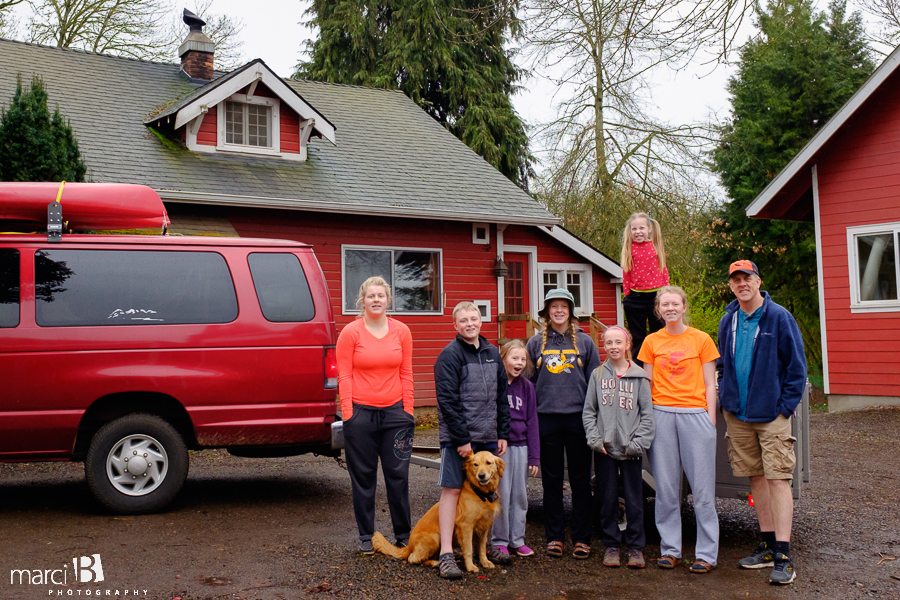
[[538, 288, 575, 321]]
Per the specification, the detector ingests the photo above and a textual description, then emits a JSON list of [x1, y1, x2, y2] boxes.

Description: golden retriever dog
[[372, 450, 505, 573]]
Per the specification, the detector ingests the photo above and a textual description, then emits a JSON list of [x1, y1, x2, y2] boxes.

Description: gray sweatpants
[[647, 406, 719, 565], [492, 445, 529, 549]]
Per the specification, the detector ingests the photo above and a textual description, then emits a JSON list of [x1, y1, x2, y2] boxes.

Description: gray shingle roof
[[0, 39, 556, 225]]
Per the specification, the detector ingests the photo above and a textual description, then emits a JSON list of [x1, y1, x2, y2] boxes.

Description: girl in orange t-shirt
[[637, 286, 720, 574], [337, 276, 415, 554]]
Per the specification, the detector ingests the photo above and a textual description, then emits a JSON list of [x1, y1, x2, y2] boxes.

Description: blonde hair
[[654, 285, 691, 326], [500, 339, 534, 379], [356, 276, 391, 314], [536, 307, 583, 370], [601, 325, 633, 360], [621, 212, 666, 273], [452, 301, 481, 322]]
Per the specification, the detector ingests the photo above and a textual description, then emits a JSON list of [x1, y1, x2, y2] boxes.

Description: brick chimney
[[179, 9, 215, 82]]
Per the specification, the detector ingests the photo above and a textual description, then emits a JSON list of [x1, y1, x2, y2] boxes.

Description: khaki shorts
[[723, 411, 796, 480]]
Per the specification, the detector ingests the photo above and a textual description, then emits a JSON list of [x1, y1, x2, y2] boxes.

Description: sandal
[[546, 541, 564, 557], [689, 559, 715, 573], [657, 554, 678, 569], [573, 542, 591, 560]]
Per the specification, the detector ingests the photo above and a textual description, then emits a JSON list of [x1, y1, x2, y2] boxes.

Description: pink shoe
[[495, 545, 509, 555], [513, 545, 534, 557]]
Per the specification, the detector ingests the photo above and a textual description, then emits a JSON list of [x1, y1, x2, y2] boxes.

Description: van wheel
[[85, 414, 189, 514]]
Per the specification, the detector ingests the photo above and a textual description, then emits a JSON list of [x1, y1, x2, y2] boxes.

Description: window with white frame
[[847, 223, 900, 312], [343, 246, 442, 313], [217, 94, 280, 154], [540, 264, 592, 314]]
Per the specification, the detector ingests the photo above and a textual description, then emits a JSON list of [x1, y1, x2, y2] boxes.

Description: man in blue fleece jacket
[[718, 260, 806, 586]]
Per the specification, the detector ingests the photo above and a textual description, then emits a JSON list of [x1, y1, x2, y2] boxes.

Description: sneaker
[[627, 549, 646, 569], [438, 552, 463, 579], [487, 545, 514, 565], [602, 546, 621, 567], [769, 553, 797, 585], [358, 540, 374, 555], [738, 542, 775, 569], [513, 545, 534, 557], [394, 539, 409, 549]]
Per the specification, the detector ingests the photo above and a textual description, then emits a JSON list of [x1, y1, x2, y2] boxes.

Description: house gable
[[146, 59, 335, 162]]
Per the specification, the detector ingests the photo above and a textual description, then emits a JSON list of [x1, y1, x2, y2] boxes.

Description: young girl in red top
[[621, 212, 669, 366], [337, 276, 415, 554]]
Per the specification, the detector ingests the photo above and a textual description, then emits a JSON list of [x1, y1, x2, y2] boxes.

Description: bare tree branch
[[25, 0, 244, 67], [526, 0, 750, 216]]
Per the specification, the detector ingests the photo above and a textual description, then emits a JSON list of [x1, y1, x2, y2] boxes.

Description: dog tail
[[372, 531, 412, 560]]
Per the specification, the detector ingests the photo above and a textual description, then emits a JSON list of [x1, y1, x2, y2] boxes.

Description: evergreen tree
[[707, 0, 874, 368], [296, 0, 533, 189], [0, 75, 87, 182]]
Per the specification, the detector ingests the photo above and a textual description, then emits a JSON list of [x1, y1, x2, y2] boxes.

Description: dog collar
[[469, 483, 498, 503]]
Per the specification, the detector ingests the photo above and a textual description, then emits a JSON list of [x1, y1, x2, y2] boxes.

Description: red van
[[0, 183, 340, 513]]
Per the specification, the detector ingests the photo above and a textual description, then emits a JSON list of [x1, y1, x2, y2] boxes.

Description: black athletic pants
[[343, 401, 415, 543], [539, 412, 594, 545], [623, 290, 664, 366], [595, 452, 645, 549]]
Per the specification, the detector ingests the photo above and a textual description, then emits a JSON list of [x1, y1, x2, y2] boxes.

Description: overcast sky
[[209, 0, 740, 167]]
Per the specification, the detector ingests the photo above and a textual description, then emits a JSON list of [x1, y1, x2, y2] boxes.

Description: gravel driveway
[[1, 407, 898, 600]]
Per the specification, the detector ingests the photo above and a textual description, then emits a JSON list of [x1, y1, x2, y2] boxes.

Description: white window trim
[[217, 94, 281, 155], [538, 262, 593, 317], [340, 244, 444, 316], [846, 221, 900, 313], [474, 300, 492, 322], [472, 223, 490, 245]]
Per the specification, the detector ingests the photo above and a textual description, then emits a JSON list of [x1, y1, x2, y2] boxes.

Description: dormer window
[[217, 94, 280, 155], [225, 101, 269, 147], [156, 59, 336, 163]]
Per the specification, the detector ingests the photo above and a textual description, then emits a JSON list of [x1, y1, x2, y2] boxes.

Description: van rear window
[[0, 249, 20, 328], [248, 253, 315, 322], [35, 249, 238, 326]]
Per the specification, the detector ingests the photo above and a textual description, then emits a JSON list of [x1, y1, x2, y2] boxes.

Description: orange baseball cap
[[728, 260, 759, 278]]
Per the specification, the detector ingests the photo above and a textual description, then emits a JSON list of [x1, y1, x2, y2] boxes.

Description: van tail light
[[324, 346, 338, 389]]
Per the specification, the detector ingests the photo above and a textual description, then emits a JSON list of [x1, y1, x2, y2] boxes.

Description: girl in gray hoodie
[[583, 326, 655, 569]]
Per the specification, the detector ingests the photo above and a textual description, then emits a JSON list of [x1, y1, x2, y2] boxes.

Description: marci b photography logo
[[9, 553, 149, 596], [9, 554, 103, 586]]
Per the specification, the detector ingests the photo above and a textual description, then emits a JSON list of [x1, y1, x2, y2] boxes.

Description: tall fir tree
[[0, 75, 87, 182], [296, 0, 533, 189], [707, 0, 874, 367]]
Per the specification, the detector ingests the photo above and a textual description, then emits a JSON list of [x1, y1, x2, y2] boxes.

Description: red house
[[0, 28, 622, 408], [746, 47, 900, 412]]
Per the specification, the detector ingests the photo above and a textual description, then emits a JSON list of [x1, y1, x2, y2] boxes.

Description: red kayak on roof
[[0, 182, 170, 231]]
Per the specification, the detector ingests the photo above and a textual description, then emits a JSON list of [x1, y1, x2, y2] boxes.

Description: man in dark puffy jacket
[[432, 301, 511, 579], [717, 260, 806, 586]]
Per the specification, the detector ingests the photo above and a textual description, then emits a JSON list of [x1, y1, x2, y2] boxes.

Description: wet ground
[[1, 407, 898, 600]]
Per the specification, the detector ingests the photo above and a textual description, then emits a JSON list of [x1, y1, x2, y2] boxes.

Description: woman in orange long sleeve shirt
[[337, 276, 415, 554]]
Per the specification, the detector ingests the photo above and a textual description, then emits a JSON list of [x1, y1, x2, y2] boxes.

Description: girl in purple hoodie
[[491, 339, 540, 557]]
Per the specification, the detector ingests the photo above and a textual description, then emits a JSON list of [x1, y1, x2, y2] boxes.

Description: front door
[[504, 253, 529, 316]]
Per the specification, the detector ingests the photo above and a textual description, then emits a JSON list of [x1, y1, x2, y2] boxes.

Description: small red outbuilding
[[746, 47, 900, 411]]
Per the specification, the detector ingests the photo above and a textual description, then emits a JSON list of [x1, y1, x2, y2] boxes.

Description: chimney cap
[[183, 9, 206, 32]]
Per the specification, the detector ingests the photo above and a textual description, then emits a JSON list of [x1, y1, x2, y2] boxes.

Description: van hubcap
[[106, 435, 169, 496]]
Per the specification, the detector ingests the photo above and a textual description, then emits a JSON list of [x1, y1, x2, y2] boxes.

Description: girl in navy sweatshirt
[[491, 339, 540, 557]]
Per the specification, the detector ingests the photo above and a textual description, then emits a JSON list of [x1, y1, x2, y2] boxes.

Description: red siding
[[196, 105, 217, 146], [815, 69, 900, 396], [223, 211, 618, 406], [281, 106, 301, 154]]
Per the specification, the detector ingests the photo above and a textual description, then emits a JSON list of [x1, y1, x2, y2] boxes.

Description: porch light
[[493, 257, 508, 278]]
